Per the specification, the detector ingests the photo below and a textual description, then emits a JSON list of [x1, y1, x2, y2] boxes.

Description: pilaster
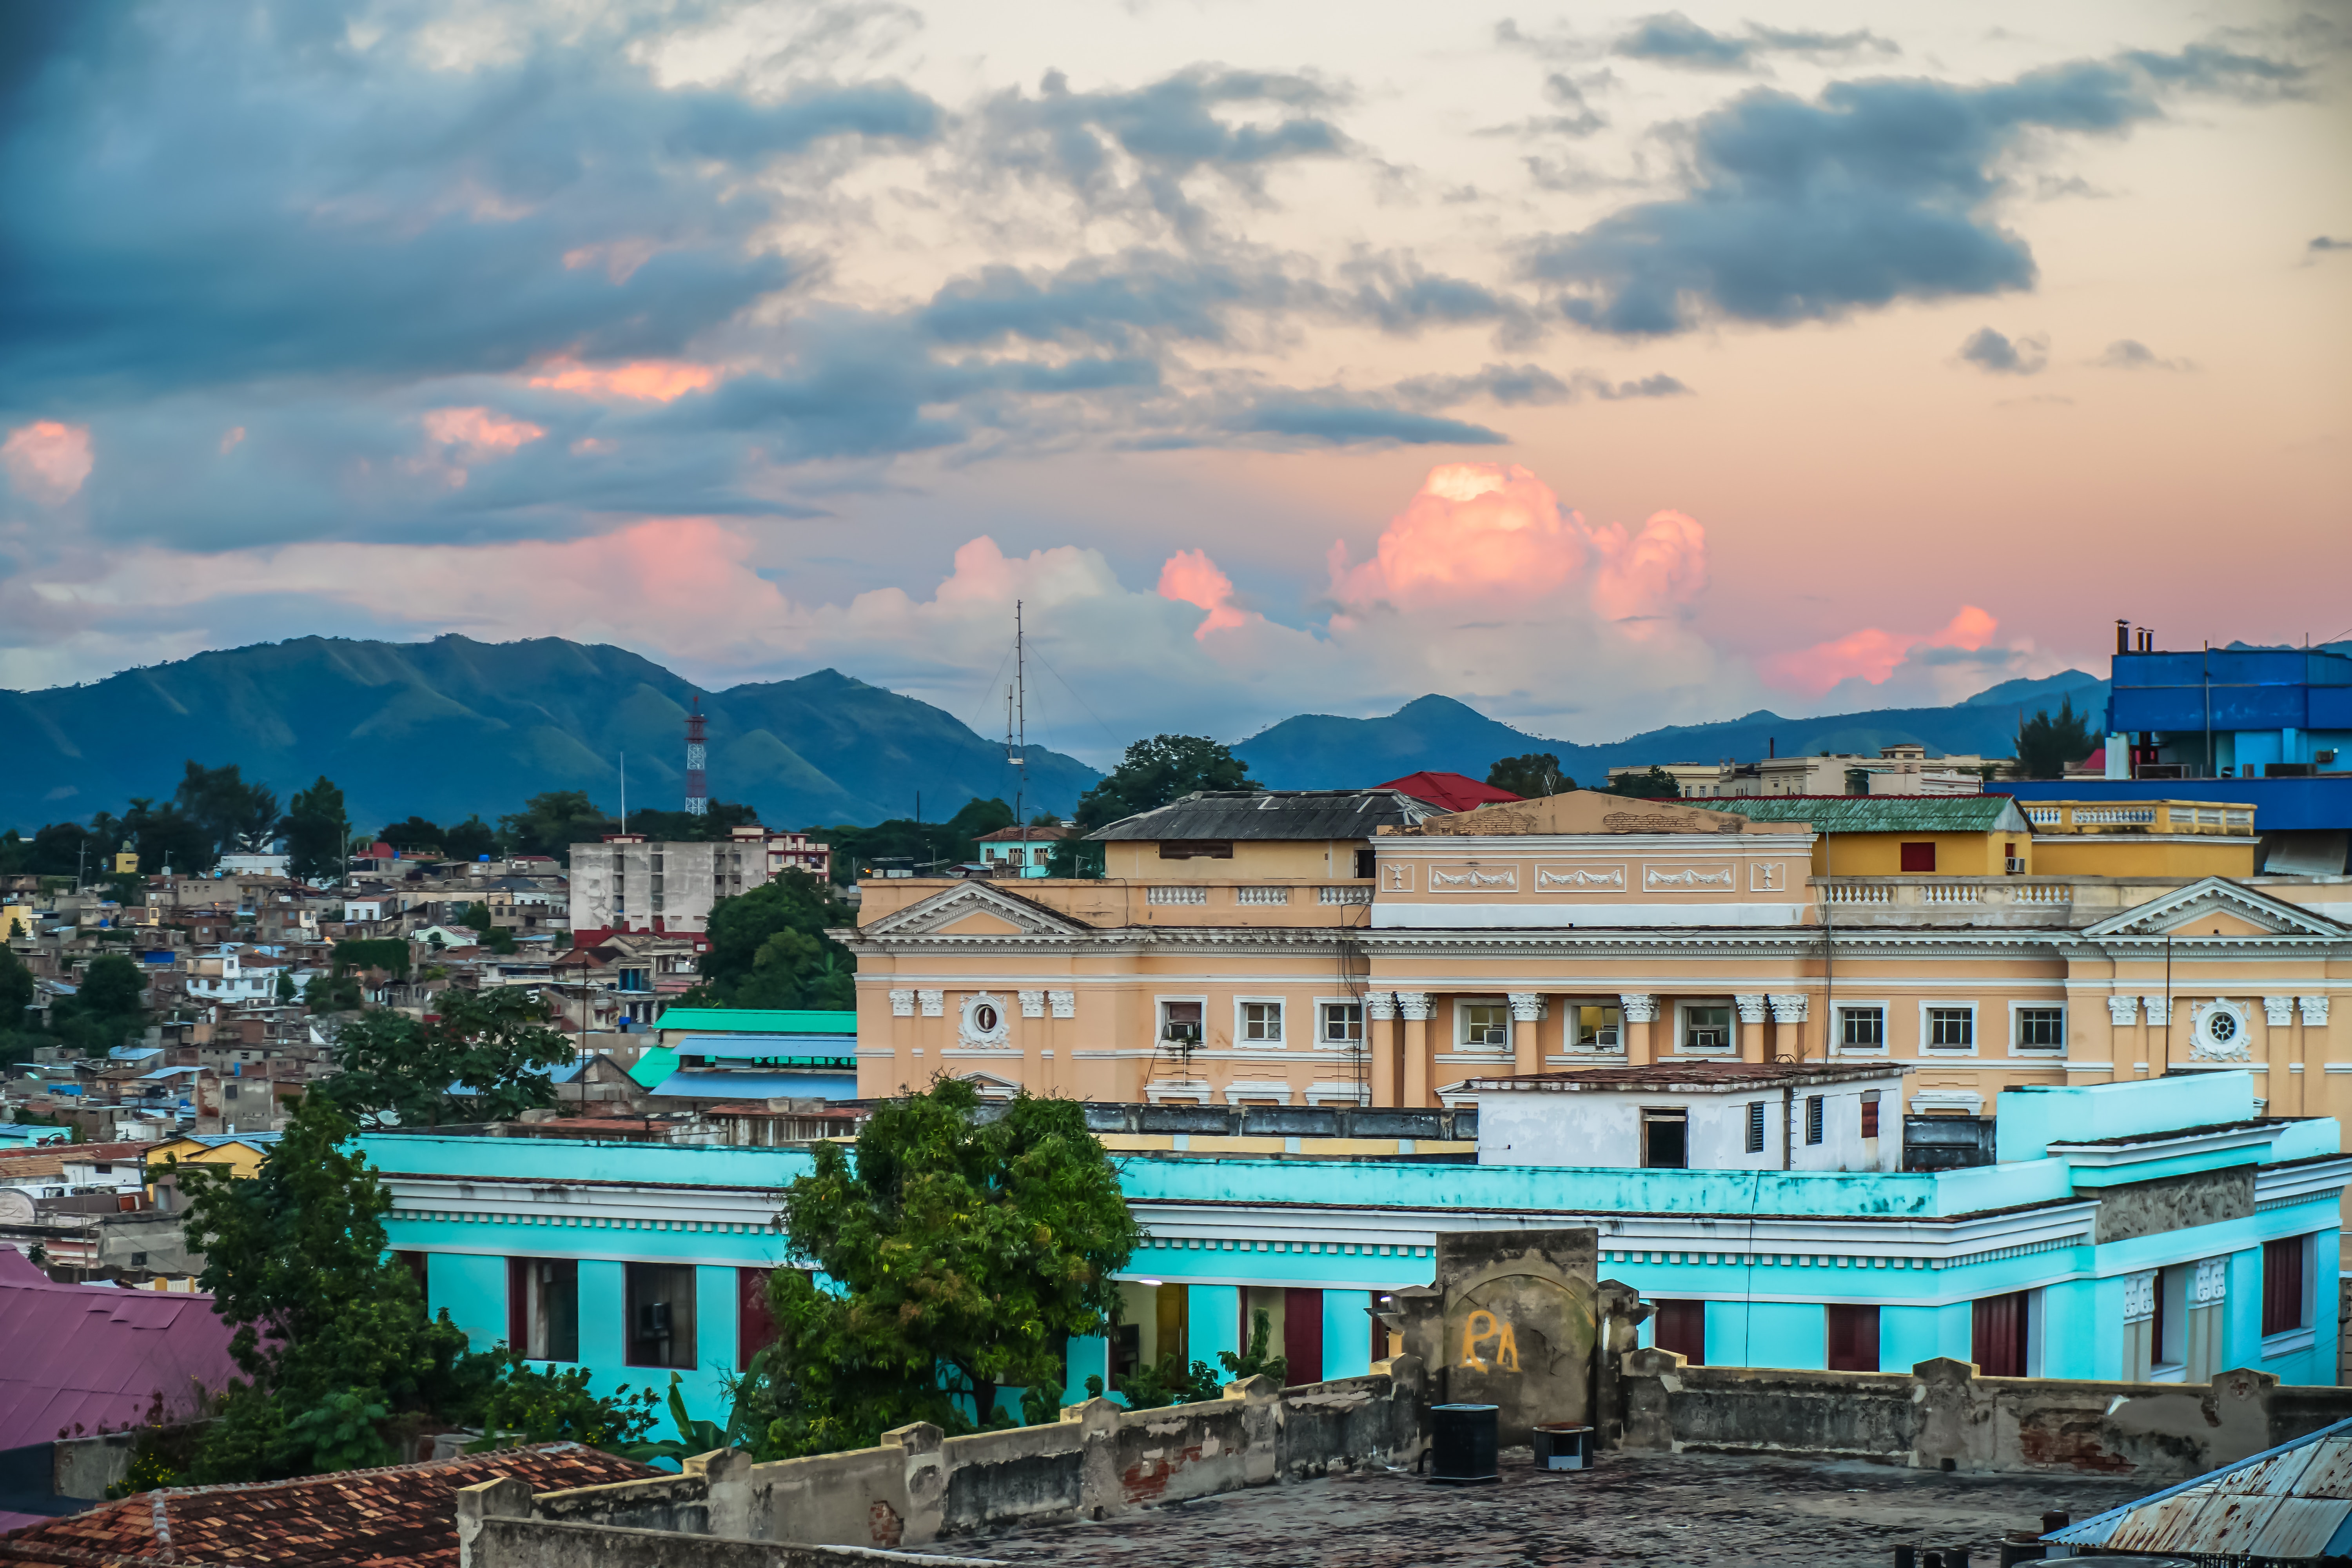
[[1768, 993, 1808, 1062], [1621, 993, 1658, 1066], [1735, 994, 1768, 1063], [1366, 991, 1399, 1108], [1398, 991, 1434, 1107], [1507, 992, 1544, 1077]]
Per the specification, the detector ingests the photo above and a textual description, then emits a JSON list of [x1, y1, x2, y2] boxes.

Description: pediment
[[2081, 877, 2350, 939], [860, 882, 1091, 939], [1399, 789, 1776, 838]]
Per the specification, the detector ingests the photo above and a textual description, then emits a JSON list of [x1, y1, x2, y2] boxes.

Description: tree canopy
[[1486, 752, 1572, 798], [814, 797, 1014, 883], [1071, 735, 1256, 831], [686, 871, 855, 1010], [283, 776, 347, 884], [176, 761, 281, 857], [317, 987, 570, 1127], [750, 1079, 1141, 1454], [1605, 765, 1684, 799], [497, 791, 615, 865], [2015, 697, 2099, 780]]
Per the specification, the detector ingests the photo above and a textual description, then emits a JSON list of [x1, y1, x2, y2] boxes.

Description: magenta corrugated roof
[[0, 1250, 242, 1447]]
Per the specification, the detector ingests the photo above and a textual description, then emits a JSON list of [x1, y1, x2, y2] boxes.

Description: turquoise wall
[[1190, 1284, 1242, 1371], [428, 1252, 507, 1351], [1702, 1301, 1825, 1370], [1323, 1290, 1376, 1380]]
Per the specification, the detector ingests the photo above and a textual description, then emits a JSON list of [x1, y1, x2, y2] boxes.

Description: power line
[[1024, 639, 1125, 757]]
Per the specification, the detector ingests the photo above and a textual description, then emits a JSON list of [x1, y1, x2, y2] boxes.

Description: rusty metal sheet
[[2214, 1443, 2320, 1496], [2105, 1492, 2227, 1553], [2246, 1496, 2352, 1559], [2289, 1435, 2352, 1497]]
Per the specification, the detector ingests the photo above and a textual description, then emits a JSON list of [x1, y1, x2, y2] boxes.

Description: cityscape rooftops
[[1375, 771, 1524, 814], [1090, 788, 1439, 842], [0, 1248, 240, 1452]]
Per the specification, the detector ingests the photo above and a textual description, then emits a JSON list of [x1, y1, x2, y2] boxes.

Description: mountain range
[[1, 635, 2112, 835], [0, 635, 1100, 837]]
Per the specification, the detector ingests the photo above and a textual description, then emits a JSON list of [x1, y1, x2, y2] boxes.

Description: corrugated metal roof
[[674, 1033, 858, 1059], [651, 1007, 857, 1034], [1692, 795, 2032, 834], [2049, 1416, 2352, 1561], [1090, 789, 1439, 842], [646, 1069, 858, 1101], [0, 1251, 241, 1450]]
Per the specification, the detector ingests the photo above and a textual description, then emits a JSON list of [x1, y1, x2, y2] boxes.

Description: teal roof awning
[[654, 1007, 856, 1036]]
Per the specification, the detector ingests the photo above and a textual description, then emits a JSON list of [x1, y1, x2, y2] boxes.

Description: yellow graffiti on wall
[[1458, 1310, 1520, 1372]]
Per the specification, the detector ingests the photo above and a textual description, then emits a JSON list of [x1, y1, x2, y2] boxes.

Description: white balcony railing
[[1146, 886, 1207, 905], [1236, 886, 1291, 905], [1318, 886, 1373, 905]]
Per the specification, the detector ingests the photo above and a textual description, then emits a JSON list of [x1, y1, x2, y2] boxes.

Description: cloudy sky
[[3, 0, 2347, 761]]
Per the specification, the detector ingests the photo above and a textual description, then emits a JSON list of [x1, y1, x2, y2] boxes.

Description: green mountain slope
[[1234, 673, 2112, 790], [0, 635, 1100, 835]]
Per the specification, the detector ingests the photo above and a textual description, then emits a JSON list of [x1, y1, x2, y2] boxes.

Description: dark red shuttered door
[[506, 1258, 528, 1352], [739, 1268, 780, 1368], [1971, 1292, 2028, 1377], [1283, 1289, 1323, 1386], [1826, 1304, 1879, 1372], [1653, 1299, 1705, 1365], [2263, 1239, 2306, 1337]]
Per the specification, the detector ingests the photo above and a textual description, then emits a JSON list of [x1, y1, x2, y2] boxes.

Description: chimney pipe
[[2116, 619, 2129, 655]]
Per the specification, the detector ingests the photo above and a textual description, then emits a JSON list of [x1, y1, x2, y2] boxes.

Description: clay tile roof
[[0, 1444, 659, 1568]]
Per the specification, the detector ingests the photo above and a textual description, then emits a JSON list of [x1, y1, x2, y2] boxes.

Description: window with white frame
[[1839, 1005, 1886, 1051], [1158, 999, 1204, 1045], [1681, 1003, 1734, 1053], [1459, 1000, 1511, 1050], [1572, 1003, 1622, 1051], [1238, 1001, 1284, 1045], [1926, 1006, 1976, 1051], [2014, 1005, 2065, 1051], [1320, 1002, 1363, 1045]]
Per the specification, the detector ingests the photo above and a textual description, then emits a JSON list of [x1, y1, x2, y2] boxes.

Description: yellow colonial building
[[840, 789, 2349, 1122]]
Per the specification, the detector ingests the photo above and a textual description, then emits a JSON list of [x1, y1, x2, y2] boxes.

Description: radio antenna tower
[[684, 697, 708, 817], [1005, 601, 1027, 830]]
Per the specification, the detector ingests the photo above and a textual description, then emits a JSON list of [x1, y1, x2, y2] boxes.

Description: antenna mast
[[684, 697, 708, 817], [1007, 600, 1027, 831]]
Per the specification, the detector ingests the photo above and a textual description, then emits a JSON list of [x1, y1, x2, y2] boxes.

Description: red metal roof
[[1374, 771, 1524, 814], [0, 1250, 242, 1450], [0, 1443, 659, 1568]]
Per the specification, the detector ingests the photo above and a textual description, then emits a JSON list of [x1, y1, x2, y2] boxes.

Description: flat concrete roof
[[1461, 1062, 1912, 1095]]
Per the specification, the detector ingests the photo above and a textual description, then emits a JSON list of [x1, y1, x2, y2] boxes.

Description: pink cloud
[[529, 357, 719, 403], [1589, 508, 1707, 622], [2, 421, 94, 504], [1328, 463, 1584, 610], [423, 407, 546, 454], [1157, 548, 1247, 640], [220, 426, 246, 455], [1762, 605, 2000, 696]]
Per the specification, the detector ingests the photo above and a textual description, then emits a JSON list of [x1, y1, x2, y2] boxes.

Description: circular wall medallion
[[2192, 998, 2250, 1060], [960, 992, 1011, 1049]]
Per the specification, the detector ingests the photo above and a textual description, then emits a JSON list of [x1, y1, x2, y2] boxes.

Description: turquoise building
[[367, 1071, 2348, 1427]]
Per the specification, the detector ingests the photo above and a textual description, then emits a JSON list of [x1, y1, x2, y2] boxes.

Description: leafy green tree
[[498, 791, 615, 866], [755, 1080, 1141, 1455], [441, 815, 499, 862], [303, 971, 364, 1014], [50, 953, 147, 1053], [815, 799, 1014, 884], [2015, 697, 2099, 780], [458, 901, 518, 955], [116, 797, 215, 877], [0, 944, 37, 1064], [379, 816, 445, 854], [1486, 753, 1572, 799], [283, 777, 348, 885], [688, 871, 855, 1010], [1071, 736, 1255, 831], [173, 762, 280, 859], [470, 1361, 660, 1451], [1605, 765, 1684, 799], [21, 822, 92, 878], [620, 800, 762, 843], [318, 987, 570, 1127]]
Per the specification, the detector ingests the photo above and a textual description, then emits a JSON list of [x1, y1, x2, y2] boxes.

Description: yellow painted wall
[[2030, 837, 2258, 878], [147, 1137, 269, 1181], [1100, 839, 1365, 881], [0, 905, 31, 940], [1810, 830, 2027, 877]]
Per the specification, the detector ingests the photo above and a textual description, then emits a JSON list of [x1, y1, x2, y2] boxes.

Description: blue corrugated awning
[[644, 1069, 859, 1102], [673, 1034, 857, 1058]]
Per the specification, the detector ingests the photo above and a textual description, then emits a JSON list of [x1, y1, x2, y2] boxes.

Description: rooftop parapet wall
[[1996, 1073, 2258, 1162], [1617, 1349, 2352, 1483], [499, 1363, 1424, 1553]]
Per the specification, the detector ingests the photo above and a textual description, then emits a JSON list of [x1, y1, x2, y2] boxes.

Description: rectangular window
[[1745, 1101, 1766, 1154], [625, 1263, 698, 1370], [1971, 1291, 2029, 1378], [509, 1258, 580, 1363], [1240, 1002, 1283, 1043], [1320, 1003, 1363, 1044], [1840, 1006, 1885, 1049], [1157, 840, 1233, 860], [1461, 1002, 1510, 1050], [1826, 1304, 1880, 1372], [1575, 1004, 1622, 1051], [2264, 1238, 2307, 1338], [1804, 1095, 1824, 1146], [1641, 1107, 1688, 1169], [1353, 848, 1377, 879], [2016, 1007, 2065, 1050], [1900, 841, 1937, 873], [1653, 1299, 1706, 1365], [1683, 1005, 1733, 1052], [1928, 1008, 1975, 1050], [1160, 1000, 1203, 1045], [1860, 1093, 1880, 1141]]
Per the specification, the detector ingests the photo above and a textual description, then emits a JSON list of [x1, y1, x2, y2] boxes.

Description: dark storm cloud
[[1613, 13, 1897, 71], [0, 4, 939, 406], [1526, 45, 2306, 336]]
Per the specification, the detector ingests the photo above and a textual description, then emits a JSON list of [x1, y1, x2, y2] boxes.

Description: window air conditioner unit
[[2005, 858, 2025, 875], [1163, 1022, 1202, 1045], [639, 1303, 671, 1338]]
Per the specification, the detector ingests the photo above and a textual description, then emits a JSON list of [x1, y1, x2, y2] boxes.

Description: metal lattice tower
[[684, 697, 708, 816]]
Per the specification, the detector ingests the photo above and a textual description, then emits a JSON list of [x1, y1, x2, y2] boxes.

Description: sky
[[2, 0, 2347, 764]]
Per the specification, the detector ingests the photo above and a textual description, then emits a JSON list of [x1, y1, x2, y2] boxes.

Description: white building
[[1613, 746, 2002, 800], [568, 825, 828, 938], [1469, 1062, 1911, 1173]]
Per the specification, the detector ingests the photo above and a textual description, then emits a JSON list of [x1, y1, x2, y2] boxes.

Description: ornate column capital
[[1768, 993, 1808, 1024], [2263, 996, 2297, 1027], [1734, 994, 1769, 1025], [2193, 1257, 2228, 1304], [889, 989, 915, 1018], [917, 989, 944, 1017], [2301, 995, 2332, 1027], [1619, 993, 1659, 1023], [2106, 995, 2140, 1026], [1365, 991, 1398, 1021], [1018, 990, 1046, 1018], [1506, 992, 1546, 1022], [1048, 989, 1076, 1019], [2141, 994, 2172, 1026], [2122, 1271, 2156, 1325], [1395, 991, 1435, 1022]]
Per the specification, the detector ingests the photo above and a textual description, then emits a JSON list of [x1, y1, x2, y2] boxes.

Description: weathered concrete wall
[[459, 1478, 1001, 1568], [2091, 1165, 2254, 1244], [1391, 1227, 1599, 1444], [1619, 1349, 2352, 1483], [504, 1361, 1424, 1553]]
